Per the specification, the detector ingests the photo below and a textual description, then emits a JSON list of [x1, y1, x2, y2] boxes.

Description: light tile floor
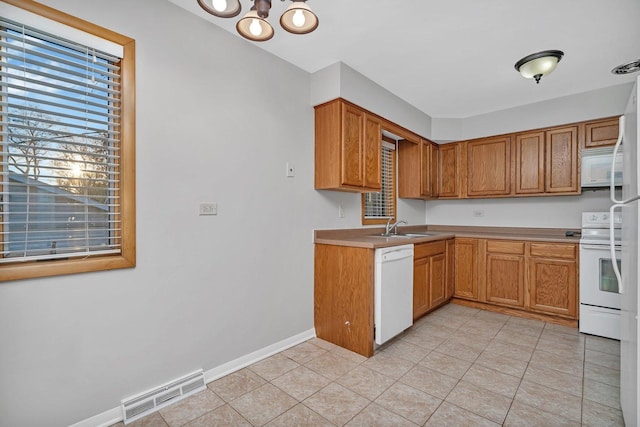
[[111, 304, 624, 426]]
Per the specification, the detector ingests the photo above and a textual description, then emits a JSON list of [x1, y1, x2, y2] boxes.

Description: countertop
[[314, 225, 581, 249]]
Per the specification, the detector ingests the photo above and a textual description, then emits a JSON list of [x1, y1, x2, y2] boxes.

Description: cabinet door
[[529, 257, 577, 317], [431, 143, 439, 197], [486, 253, 525, 307], [585, 118, 619, 148], [363, 114, 382, 190], [545, 126, 579, 193], [515, 131, 545, 194], [340, 104, 364, 187], [314, 244, 375, 357], [421, 140, 432, 197], [454, 238, 478, 300], [438, 143, 461, 198], [446, 239, 455, 300], [413, 257, 430, 320], [429, 253, 447, 308], [467, 136, 511, 196]]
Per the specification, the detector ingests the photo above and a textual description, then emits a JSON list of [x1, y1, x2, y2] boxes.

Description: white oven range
[[579, 211, 622, 339]]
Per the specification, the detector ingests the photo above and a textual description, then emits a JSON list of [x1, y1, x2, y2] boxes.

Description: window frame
[[361, 136, 397, 225], [0, 0, 135, 282]]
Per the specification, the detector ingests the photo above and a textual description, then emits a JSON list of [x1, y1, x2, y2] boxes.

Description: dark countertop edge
[[314, 225, 581, 249]]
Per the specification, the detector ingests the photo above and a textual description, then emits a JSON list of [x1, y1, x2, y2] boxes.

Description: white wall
[[426, 190, 611, 229], [459, 83, 633, 141], [0, 1, 344, 425], [310, 62, 433, 138]]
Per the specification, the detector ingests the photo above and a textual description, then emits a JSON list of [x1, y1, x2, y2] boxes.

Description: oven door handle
[[580, 244, 621, 251], [610, 203, 624, 293]]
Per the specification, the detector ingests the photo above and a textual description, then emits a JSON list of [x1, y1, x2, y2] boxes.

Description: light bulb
[[211, 0, 227, 12], [292, 9, 305, 27], [249, 18, 263, 36]]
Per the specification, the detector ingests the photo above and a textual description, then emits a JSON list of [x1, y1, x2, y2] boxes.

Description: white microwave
[[581, 147, 623, 188]]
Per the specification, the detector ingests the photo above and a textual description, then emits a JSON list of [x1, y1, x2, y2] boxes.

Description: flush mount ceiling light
[[611, 59, 640, 75], [198, 0, 318, 42], [514, 50, 564, 84]]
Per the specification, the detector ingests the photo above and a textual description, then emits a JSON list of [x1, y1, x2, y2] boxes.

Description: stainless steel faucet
[[384, 218, 408, 236]]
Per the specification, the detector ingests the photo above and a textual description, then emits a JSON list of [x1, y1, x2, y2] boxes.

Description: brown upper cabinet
[[584, 117, 619, 148], [398, 138, 437, 199], [545, 126, 579, 193], [315, 99, 382, 192], [467, 136, 512, 196], [515, 131, 545, 194], [438, 142, 464, 198], [514, 125, 580, 196], [314, 98, 612, 199]]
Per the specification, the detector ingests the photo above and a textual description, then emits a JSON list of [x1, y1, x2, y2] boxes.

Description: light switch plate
[[286, 162, 295, 177]]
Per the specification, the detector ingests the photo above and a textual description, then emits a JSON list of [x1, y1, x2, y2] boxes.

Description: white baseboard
[[68, 407, 121, 427], [203, 328, 316, 383], [68, 328, 316, 427]]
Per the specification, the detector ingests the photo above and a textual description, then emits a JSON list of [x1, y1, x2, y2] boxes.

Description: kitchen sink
[[372, 233, 435, 238]]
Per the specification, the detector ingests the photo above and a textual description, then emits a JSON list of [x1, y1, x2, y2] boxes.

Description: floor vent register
[[120, 369, 206, 424]]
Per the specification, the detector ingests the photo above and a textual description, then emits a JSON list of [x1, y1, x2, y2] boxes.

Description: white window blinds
[[364, 141, 395, 219], [0, 17, 122, 262]]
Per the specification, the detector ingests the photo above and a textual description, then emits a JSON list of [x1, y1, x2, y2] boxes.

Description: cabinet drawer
[[415, 240, 446, 259], [530, 243, 576, 259], [487, 240, 525, 255]]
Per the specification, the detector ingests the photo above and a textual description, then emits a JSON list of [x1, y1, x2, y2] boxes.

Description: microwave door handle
[[610, 203, 624, 293], [611, 115, 624, 204]]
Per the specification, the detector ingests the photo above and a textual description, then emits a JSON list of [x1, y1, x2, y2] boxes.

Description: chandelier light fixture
[[197, 0, 319, 42], [514, 50, 564, 84]]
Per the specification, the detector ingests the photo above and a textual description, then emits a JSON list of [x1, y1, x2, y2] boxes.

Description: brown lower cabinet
[[314, 239, 455, 357], [413, 240, 450, 320], [454, 238, 578, 320], [314, 244, 374, 357], [453, 238, 479, 300]]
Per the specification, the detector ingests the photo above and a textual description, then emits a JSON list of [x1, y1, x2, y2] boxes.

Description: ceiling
[[169, 0, 640, 119]]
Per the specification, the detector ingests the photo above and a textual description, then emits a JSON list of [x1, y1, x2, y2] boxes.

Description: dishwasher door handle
[[377, 245, 413, 262], [381, 249, 413, 262]]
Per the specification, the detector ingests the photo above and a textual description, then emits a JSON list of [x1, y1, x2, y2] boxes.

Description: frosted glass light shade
[[197, 0, 241, 18], [237, 9, 274, 41], [515, 50, 564, 84], [280, 1, 319, 34]]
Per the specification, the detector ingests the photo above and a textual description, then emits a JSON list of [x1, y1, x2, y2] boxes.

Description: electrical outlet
[[199, 203, 217, 216], [338, 204, 345, 218], [473, 210, 485, 217]]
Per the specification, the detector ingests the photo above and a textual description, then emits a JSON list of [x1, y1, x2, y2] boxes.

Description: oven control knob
[[603, 214, 608, 220], [591, 214, 598, 221]]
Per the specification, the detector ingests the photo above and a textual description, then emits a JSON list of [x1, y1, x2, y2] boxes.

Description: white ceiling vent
[[121, 369, 206, 424]]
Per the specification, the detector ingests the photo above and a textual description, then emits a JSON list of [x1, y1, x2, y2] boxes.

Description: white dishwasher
[[374, 244, 414, 345]]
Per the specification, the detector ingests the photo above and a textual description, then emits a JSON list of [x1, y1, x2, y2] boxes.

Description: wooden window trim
[[0, 0, 136, 282], [361, 139, 397, 225]]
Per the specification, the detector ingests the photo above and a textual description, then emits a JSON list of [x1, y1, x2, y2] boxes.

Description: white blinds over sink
[[364, 141, 395, 219], [0, 17, 122, 262]]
